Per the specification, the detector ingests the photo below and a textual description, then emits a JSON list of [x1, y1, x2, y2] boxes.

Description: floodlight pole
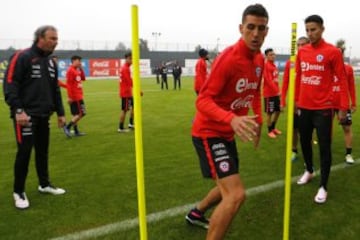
[[151, 32, 161, 51]]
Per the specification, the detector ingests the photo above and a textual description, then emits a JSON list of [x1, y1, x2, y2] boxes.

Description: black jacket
[[3, 44, 65, 118]]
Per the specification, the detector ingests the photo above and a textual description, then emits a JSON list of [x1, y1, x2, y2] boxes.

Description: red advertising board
[[89, 59, 120, 77]]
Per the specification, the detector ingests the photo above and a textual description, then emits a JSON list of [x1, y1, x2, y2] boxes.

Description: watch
[[15, 108, 24, 114]]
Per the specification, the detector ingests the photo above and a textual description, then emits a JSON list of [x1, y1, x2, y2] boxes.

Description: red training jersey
[[333, 63, 356, 109], [194, 58, 208, 93], [295, 39, 349, 110], [119, 62, 133, 98], [192, 39, 264, 141], [262, 60, 279, 97], [66, 66, 86, 101]]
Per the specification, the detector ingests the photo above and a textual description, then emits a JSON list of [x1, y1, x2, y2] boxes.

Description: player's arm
[[280, 60, 290, 108], [347, 65, 356, 112]]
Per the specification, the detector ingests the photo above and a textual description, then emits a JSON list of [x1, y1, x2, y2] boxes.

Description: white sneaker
[[38, 185, 66, 195], [117, 128, 130, 133], [345, 154, 354, 164], [128, 124, 134, 129], [297, 171, 314, 185], [13, 192, 30, 209], [291, 152, 298, 162], [314, 187, 327, 204]]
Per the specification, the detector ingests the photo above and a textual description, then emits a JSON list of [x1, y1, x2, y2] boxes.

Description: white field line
[[49, 160, 359, 240]]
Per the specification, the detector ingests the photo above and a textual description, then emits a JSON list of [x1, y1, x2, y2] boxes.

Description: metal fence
[[0, 38, 291, 54]]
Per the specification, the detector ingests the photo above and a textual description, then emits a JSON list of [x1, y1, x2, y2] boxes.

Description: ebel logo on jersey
[[300, 61, 325, 72], [235, 78, 258, 93]]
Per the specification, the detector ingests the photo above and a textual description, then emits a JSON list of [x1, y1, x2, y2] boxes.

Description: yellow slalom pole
[[131, 5, 148, 240], [282, 22, 297, 240]]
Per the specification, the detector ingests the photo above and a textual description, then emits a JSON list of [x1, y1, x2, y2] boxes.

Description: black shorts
[[70, 99, 86, 116], [294, 112, 299, 129], [334, 109, 352, 126], [264, 96, 280, 113], [121, 97, 133, 111], [192, 137, 239, 179]]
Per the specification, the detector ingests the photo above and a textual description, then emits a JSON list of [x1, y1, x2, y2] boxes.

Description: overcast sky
[[1, 0, 360, 58]]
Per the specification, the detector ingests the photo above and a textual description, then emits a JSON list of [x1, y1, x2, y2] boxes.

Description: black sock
[[74, 125, 79, 134], [268, 126, 272, 133], [129, 118, 134, 125], [119, 122, 124, 129], [66, 121, 74, 129], [346, 148, 352, 155], [271, 121, 276, 130], [292, 149, 298, 153]]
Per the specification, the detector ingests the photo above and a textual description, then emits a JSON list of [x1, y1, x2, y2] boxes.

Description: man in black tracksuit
[[3, 25, 67, 209], [160, 62, 168, 90], [172, 61, 182, 90]]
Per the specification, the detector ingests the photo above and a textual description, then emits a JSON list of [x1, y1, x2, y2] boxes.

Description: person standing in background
[[118, 51, 134, 132], [281, 36, 310, 161], [63, 55, 86, 137], [262, 48, 281, 138], [194, 48, 209, 95], [333, 40, 356, 164], [172, 61, 182, 90], [295, 15, 349, 204]]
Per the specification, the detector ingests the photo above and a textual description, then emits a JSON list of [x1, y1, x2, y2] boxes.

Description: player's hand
[[230, 115, 259, 143], [57, 116, 66, 128], [16, 111, 31, 126], [253, 124, 262, 149], [351, 106, 356, 113], [338, 110, 347, 123]]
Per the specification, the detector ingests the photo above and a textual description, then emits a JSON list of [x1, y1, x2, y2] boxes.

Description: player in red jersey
[[194, 48, 209, 95], [281, 36, 310, 161], [263, 48, 281, 138], [118, 51, 134, 132], [295, 15, 349, 204], [333, 42, 356, 164], [185, 4, 268, 239], [63, 55, 86, 137]]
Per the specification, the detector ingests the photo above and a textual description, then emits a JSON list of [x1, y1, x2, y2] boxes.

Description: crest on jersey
[[255, 67, 262, 78], [316, 54, 324, 62], [219, 161, 230, 173]]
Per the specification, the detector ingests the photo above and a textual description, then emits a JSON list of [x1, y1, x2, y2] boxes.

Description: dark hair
[[298, 36, 310, 43], [264, 48, 273, 55], [33, 25, 57, 44], [305, 15, 323, 26], [124, 51, 132, 58], [242, 4, 269, 23], [71, 55, 82, 61], [198, 48, 208, 58]]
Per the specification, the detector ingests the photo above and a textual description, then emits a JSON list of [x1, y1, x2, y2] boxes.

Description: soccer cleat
[[38, 185, 66, 195], [272, 129, 282, 135], [62, 126, 72, 138], [314, 187, 327, 204], [118, 128, 130, 133], [268, 131, 277, 138], [345, 154, 354, 164], [13, 192, 30, 209], [291, 152, 298, 162], [128, 124, 134, 129], [74, 132, 86, 137], [297, 171, 314, 185], [185, 209, 209, 229]]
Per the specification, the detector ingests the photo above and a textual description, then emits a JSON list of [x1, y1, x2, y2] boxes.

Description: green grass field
[[0, 76, 359, 240]]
